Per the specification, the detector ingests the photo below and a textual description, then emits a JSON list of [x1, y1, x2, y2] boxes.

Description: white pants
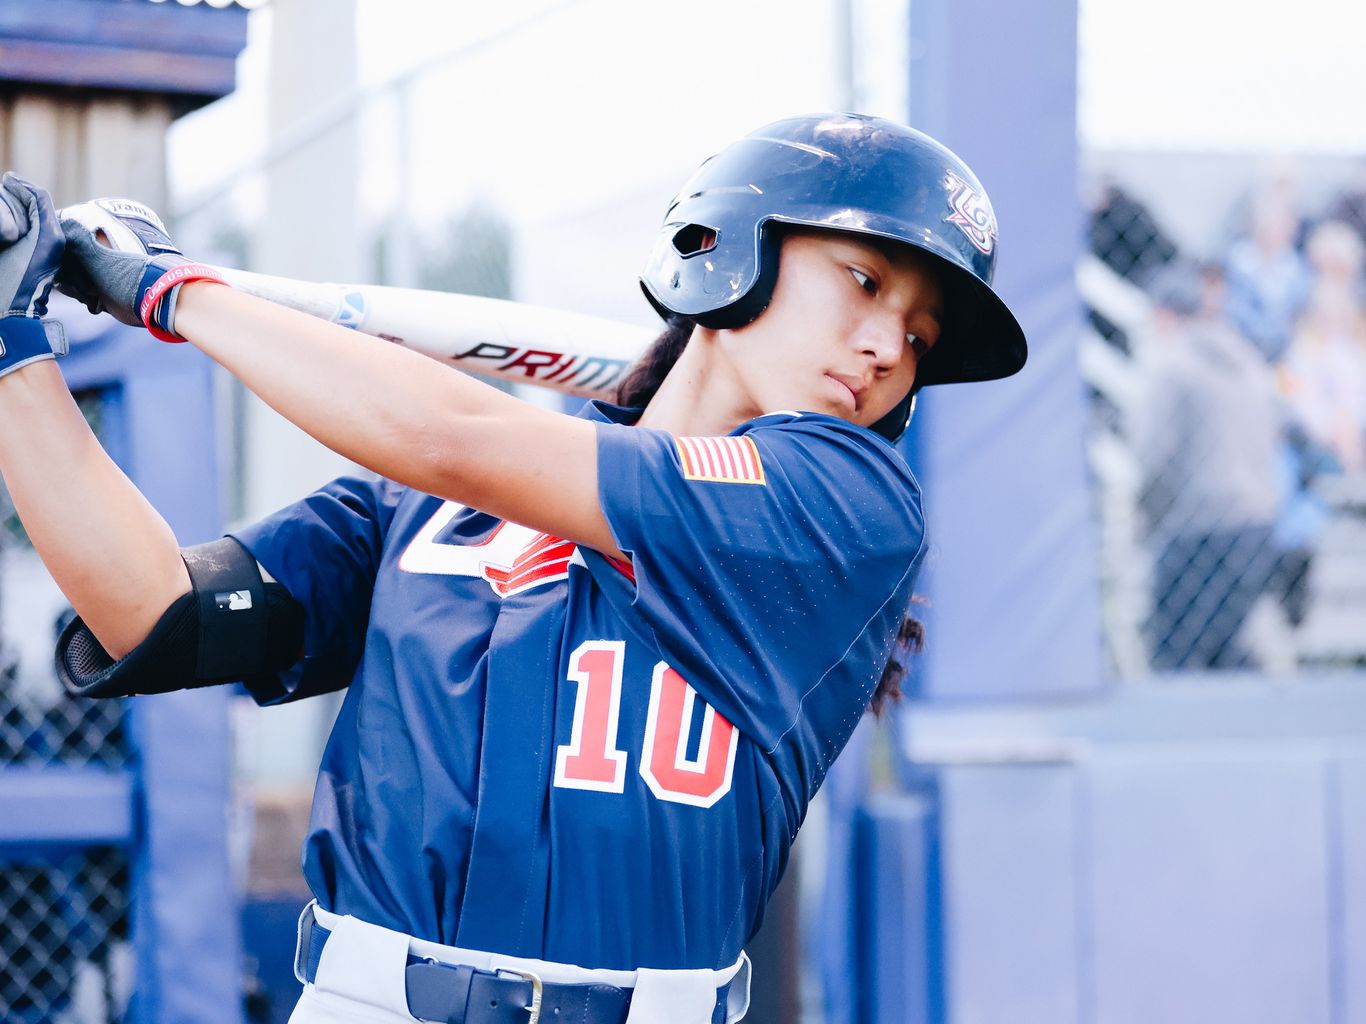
[[288, 903, 751, 1024]]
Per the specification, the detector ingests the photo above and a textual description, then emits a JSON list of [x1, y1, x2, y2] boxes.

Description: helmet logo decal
[[944, 172, 997, 256]]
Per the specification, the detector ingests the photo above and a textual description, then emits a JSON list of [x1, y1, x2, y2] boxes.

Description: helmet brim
[[913, 262, 1028, 388]]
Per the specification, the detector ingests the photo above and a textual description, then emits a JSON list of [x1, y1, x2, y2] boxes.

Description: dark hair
[[869, 610, 925, 717], [617, 316, 926, 717], [616, 315, 696, 407]]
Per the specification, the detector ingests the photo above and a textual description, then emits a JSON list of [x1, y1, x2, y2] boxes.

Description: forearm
[[0, 361, 189, 658], [172, 283, 613, 554], [175, 284, 517, 487]]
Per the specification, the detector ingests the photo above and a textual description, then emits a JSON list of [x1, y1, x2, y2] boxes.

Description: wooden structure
[[0, 0, 250, 204]]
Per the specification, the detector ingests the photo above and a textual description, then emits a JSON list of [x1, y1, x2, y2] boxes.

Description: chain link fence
[[0, 387, 134, 1024], [1, 851, 131, 1024], [1082, 165, 1366, 677]]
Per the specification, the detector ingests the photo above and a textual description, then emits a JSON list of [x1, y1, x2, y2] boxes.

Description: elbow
[[94, 591, 190, 663], [81, 560, 193, 662]]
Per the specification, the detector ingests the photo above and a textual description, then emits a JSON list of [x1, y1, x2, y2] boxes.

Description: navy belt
[[299, 913, 731, 1024]]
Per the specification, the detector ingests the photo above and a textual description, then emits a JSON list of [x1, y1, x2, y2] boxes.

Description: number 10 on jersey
[[553, 640, 739, 808]]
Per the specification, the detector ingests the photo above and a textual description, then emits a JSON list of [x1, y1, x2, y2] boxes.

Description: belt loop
[[313, 913, 414, 1016], [724, 952, 752, 1024], [293, 899, 318, 985], [624, 966, 718, 1023]]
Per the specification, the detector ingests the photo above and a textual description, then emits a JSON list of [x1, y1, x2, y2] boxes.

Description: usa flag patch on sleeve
[[674, 435, 766, 484]]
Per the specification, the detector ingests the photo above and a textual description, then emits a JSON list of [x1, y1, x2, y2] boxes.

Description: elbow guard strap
[[56, 537, 304, 698]]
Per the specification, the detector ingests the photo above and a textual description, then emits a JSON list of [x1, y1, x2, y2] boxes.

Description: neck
[[634, 328, 761, 435]]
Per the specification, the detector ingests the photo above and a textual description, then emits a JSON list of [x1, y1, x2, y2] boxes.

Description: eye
[[849, 268, 878, 295], [907, 334, 932, 359]]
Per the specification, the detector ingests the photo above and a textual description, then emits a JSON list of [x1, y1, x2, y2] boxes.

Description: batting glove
[[58, 198, 225, 343], [0, 172, 68, 379]]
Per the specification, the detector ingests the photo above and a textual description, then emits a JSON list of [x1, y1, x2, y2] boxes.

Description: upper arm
[[228, 475, 403, 704], [0, 360, 190, 660], [588, 416, 926, 746]]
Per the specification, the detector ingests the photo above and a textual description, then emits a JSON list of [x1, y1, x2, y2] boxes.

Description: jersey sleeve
[[592, 414, 926, 752], [228, 475, 406, 705]]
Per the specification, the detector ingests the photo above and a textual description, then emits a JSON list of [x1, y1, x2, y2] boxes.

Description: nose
[[855, 313, 907, 371]]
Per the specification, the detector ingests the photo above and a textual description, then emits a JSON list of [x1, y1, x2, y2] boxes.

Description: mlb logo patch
[[674, 435, 766, 484]]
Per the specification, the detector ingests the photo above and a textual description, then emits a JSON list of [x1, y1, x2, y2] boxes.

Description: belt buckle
[[495, 966, 543, 1024]]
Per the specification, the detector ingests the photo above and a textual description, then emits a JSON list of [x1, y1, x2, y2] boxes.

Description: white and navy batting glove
[[0, 172, 68, 379], [58, 198, 226, 343]]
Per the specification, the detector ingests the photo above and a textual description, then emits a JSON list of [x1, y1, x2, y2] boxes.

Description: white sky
[[167, 0, 1366, 244], [1077, 0, 1366, 154], [170, 0, 856, 233]]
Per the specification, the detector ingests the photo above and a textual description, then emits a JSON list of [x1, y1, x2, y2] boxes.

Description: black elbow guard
[[56, 537, 305, 699]]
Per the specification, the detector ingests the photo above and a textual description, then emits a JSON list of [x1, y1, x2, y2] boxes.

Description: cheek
[[870, 360, 921, 420], [735, 309, 819, 375]]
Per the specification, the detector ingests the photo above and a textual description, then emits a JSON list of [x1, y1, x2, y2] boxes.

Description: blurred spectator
[[1269, 423, 1333, 630], [1225, 190, 1311, 362], [1089, 180, 1179, 285], [1324, 163, 1366, 247], [1279, 220, 1366, 473], [1134, 263, 1284, 670]]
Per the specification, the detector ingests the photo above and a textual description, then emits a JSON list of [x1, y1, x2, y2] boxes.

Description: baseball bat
[[216, 267, 657, 400], [215, 266, 652, 398], [59, 198, 653, 396]]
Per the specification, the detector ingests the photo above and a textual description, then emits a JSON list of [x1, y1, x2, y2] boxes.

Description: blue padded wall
[[1332, 752, 1365, 1024], [902, 0, 1101, 702], [935, 764, 1082, 1023], [1085, 753, 1333, 1023], [856, 795, 940, 1024]]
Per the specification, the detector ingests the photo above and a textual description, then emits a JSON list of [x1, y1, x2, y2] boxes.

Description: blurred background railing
[[1083, 163, 1366, 677]]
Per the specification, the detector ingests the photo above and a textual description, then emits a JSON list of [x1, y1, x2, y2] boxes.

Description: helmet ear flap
[[871, 388, 917, 443], [691, 220, 784, 330]]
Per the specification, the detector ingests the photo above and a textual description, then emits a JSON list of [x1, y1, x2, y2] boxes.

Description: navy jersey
[[231, 401, 926, 971]]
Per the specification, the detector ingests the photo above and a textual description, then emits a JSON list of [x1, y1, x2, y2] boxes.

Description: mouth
[[826, 373, 864, 412]]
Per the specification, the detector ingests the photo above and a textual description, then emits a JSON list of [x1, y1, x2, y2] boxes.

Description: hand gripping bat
[[56, 200, 653, 398], [218, 268, 654, 400]]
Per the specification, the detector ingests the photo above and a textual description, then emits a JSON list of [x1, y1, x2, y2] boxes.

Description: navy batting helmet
[[640, 113, 1028, 440]]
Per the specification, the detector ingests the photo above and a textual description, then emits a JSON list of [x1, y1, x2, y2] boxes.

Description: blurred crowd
[[1089, 169, 1366, 671]]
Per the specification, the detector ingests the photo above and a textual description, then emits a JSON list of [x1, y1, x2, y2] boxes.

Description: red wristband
[[140, 262, 228, 344]]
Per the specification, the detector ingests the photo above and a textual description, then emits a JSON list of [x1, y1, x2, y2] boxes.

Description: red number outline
[[553, 640, 629, 793], [639, 662, 739, 808]]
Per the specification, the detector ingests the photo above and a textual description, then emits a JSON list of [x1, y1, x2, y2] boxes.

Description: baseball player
[[0, 113, 1026, 1023]]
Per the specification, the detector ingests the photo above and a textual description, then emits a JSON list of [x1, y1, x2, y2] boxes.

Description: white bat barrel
[[218, 268, 654, 400]]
